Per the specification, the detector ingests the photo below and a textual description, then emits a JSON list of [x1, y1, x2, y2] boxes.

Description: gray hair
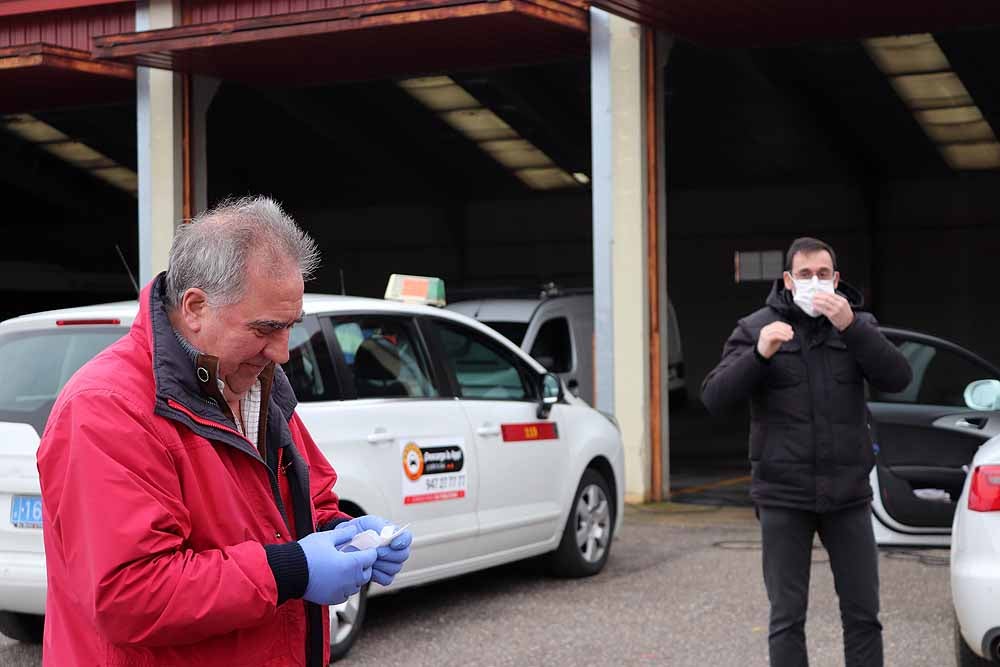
[[164, 196, 320, 308]]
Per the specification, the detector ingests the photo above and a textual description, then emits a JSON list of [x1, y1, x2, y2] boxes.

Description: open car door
[[869, 328, 1000, 545]]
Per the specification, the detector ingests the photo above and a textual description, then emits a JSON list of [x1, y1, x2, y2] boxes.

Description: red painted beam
[[0, 0, 131, 19]]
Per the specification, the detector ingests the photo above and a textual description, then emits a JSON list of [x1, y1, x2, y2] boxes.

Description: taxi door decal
[[501, 422, 559, 442], [401, 437, 467, 504]]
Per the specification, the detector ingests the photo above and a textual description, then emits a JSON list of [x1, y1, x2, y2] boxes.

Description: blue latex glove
[[348, 515, 413, 586], [299, 524, 377, 605]]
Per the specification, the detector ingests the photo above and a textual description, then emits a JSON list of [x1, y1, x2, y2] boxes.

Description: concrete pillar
[[136, 0, 183, 284], [655, 33, 672, 500], [591, 8, 652, 503]]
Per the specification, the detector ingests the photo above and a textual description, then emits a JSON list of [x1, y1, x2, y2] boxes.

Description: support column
[[591, 8, 656, 503], [136, 0, 184, 283], [654, 33, 673, 501]]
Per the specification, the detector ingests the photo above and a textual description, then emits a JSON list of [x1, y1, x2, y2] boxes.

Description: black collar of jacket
[[148, 272, 298, 430]]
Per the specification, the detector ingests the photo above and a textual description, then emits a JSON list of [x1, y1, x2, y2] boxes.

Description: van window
[[482, 321, 529, 346], [529, 318, 572, 373]]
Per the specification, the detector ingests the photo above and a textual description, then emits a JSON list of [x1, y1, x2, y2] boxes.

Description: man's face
[[783, 250, 839, 293], [186, 257, 304, 400]]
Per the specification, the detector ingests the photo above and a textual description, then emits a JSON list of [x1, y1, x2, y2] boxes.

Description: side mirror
[[964, 379, 1000, 411], [537, 372, 563, 419]]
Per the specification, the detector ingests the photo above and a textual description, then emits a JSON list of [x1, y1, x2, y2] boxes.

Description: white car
[[952, 425, 1000, 664], [0, 287, 624, 661], [868, 328, 1000, 547], [447, 287, 686, 405]]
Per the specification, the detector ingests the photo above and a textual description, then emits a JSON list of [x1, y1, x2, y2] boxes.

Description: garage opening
[[666, 27, 1000, 506]]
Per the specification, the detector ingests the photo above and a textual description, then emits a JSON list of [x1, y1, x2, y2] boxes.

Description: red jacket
[[37, 276, 350, 666]]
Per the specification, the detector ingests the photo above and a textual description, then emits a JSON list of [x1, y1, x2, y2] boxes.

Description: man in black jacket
[[702, 237, 912, 667]]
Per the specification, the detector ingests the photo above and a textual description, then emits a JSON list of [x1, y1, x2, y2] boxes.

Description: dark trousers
[[758, 504, 883, 667]]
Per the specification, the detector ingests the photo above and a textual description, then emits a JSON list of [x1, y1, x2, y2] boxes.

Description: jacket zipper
[[166, 398, 292, 529], [167, 398, 255, 447]]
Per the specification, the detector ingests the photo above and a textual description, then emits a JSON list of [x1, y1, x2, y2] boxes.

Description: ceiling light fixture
[[864, 34, 1000, 170], [2, 113, 138, 195], [398, 76, 582, 190]]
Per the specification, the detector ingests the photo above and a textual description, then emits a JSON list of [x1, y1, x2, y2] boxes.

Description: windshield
[[481, 321, 529, 346], [0, 327, 127, 434]]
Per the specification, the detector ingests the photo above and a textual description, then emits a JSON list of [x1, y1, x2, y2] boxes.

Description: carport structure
[[5, 0, 1000, 502]]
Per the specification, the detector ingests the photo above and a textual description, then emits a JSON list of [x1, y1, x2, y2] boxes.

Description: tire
[[955, 612, 992, 666], [329, 585, 368, 663], [548, 468, 614, 578], [0, 611, 44, 644]]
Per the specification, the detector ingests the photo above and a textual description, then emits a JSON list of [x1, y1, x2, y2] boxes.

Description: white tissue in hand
[[344, 524, 409, 551], [346, 529, 382, 551]]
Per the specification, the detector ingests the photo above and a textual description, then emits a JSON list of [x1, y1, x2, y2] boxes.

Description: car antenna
[[339, 268, 346, 296], [115, 244, 140, 295]]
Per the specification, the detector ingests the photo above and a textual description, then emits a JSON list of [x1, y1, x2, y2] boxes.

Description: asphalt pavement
[[1, 503, 955, 666]]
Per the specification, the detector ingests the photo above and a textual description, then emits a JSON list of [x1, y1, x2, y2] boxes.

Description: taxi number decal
[[501, 422, 558, 442]]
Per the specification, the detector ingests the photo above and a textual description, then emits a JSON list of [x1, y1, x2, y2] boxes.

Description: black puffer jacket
[[701, 280, 912, 512]]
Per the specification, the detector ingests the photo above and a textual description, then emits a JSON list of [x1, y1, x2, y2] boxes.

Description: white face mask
[[791, 276, 835, 318]]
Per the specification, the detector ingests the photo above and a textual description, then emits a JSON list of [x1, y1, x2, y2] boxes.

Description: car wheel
[[955, 613, 992, 666], [329, 585, 368, 663], [0, 612, 43, 644], [548, 468, 614, 578]]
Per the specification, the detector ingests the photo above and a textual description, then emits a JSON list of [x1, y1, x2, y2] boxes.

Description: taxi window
[[429, 320, 531, 401], [281, 324, 338, 402], [0, 328, 125, 411], [0, 327, 126, 434], [329, 316, 438, 399]]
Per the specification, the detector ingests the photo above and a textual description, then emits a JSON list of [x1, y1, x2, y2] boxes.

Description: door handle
[[956, 417, 987, 429], [367, 429, 395, 444], [476, 424, 501, 437]]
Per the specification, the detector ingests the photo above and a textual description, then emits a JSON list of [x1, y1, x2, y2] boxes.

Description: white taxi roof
[[0, 293, 546, 373]]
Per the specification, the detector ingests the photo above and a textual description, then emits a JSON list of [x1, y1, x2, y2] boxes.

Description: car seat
[[352, 337, 409, 398]]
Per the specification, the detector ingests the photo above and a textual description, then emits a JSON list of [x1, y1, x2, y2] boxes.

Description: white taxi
[[0, 276, 625, 661]]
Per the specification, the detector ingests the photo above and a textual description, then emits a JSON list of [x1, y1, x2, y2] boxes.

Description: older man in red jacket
[[37, 196, 411, 667]]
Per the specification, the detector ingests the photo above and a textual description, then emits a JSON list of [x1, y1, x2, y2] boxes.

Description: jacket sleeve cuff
[[318, 517, 351, 532], [753, 346, 772, 365], [264, 542, 309, 605]]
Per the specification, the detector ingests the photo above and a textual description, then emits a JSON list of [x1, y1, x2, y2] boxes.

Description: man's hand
[[812, 292, 855, 331], [347, 515, 413, 586], [298, 527, 376, 606], [757, 322, 794, 359]]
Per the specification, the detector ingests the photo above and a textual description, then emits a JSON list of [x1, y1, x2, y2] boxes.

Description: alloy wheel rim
[[330, 592, 361, 646], [575, 483, 610, 563]]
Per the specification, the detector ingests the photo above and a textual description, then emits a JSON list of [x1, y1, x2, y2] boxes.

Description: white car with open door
[[867, 328, 1000, 547], [856, 327, 1000, 664], [0, 277, 625, 662]]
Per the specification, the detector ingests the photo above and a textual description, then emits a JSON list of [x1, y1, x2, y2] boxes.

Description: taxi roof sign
[[384, 274, 446, 307]]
